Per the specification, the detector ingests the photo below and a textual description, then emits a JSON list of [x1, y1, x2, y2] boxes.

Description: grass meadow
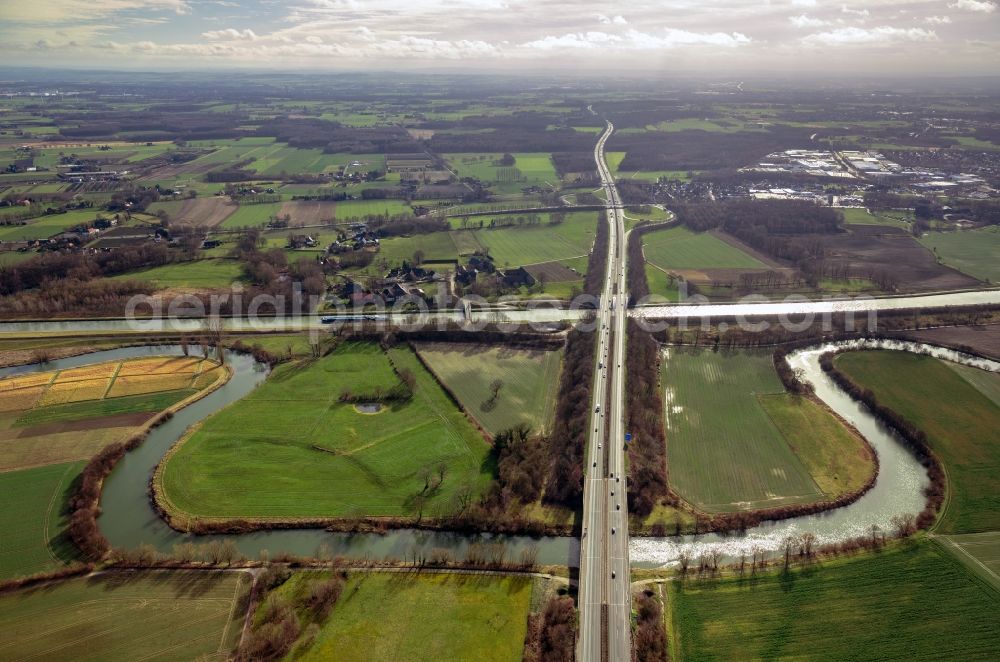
[[840, 207, 913, 229], [937, 531, 1000, 590], [159, 342, 494, 520], [918, 227, 1000, 283], [445, 152, 559, 194], [835, 350, 1000, 534], [278, 571, 532, 662], [662, 348, 872, 512], [218, 202, 285, 229], [667, 541, 1000, 661], [0, 571, 250, 660], [110, 258, 243, 289], [644, 263, 684, 302], [0, 210, 106, 242], [0, 461, 82, 579], [470, 211, 597, 268], [643, 226, 766, 271], [415, 343, 562, 435]]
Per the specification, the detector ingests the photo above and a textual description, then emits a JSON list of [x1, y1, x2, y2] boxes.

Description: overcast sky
[[0, 0, 998, 75]]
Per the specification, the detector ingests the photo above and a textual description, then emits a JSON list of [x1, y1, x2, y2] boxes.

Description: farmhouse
[[497, 267, 535, 288], [385, 153, 434, 173], [287, 234, 317, 249]]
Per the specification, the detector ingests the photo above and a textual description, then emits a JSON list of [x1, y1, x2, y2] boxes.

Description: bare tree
[[801, 532, 817, 559]]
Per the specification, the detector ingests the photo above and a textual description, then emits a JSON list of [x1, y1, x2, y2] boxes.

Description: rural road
[[578, 120, 631, 662]]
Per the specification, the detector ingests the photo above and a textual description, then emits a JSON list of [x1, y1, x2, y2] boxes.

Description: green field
[[0, 461, 82, 579], [274, 571, 532, 662], [643, 226, 766, 271], [471, 211, 597, 267], [948, 361, 1000, 407], [334, 199, 412, 219], [218, 202, 285, 229], [0, 210, 107, 241], [111, 258, 243, 288], [841, 207, 913, 228], [835, 350, 1000, 534], [918, 227, 1000, 283], [668, 541, 1000, 661], [415, 343, 562, 435], [0, 571, 250, 661], [644, 263, 685, 302], [663, 348, 872, 512], [445, 152, 559, 194], [374, 231, 459, 271], [0, 251, 35, 266], [159, 342, 493, 519], [647, 118, 740, 132]]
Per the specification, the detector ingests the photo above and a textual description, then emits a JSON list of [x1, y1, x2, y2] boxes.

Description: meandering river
[[4, 339, 995, 568]]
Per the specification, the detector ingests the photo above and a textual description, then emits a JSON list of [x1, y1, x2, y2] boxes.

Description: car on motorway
[[611, 527, 616, 534], [595, 405, 600, 413]]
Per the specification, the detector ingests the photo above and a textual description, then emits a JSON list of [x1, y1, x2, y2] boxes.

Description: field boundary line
[[101, 361, 123, 400], [40, 462, 76, 565], [934, 535, 1000, 591], [216, 571, 249, 655]]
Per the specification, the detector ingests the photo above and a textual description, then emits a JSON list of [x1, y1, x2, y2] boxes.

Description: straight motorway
[[578, 120, 630, 662]]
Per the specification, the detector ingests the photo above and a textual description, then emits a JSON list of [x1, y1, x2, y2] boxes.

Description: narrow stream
[[5, 339, 995, 569]]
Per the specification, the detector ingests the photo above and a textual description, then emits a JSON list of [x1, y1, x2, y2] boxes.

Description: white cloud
[[948, 0, 997, 13], [202, 28, 258, 41], [597, 14, 628, 26], [791, 0, 817, 6], [521, 31, 620, 50], [802, 26, 938, 46], [789, 14, 829, 28], [521, 27, 750, 52], [924, 15, 952, 24], [841, 5, 871, 18]]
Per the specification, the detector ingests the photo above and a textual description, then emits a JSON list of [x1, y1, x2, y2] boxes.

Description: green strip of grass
[[16, 389, 194, 427], [758, 393, 875, 499]]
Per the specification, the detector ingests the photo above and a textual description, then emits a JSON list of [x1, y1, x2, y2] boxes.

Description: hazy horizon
[[1, 0, 998, 76]]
